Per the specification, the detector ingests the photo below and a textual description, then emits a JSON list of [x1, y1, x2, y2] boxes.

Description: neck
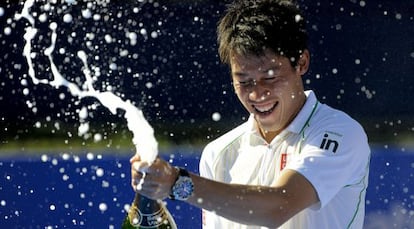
[[259, 128, 279, 143]]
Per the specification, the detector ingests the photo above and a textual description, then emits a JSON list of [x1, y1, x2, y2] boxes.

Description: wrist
[[169, 167, 194, 201]]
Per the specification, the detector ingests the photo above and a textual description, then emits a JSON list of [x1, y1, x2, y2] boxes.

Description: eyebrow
[[232, 65, 280, 78], [260, 66, 280, 74], [232, 71, 249, 77], [231, 60, 282, 76]]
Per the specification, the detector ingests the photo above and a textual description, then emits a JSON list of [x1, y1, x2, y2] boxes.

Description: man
[[131, 0, 371, 228]]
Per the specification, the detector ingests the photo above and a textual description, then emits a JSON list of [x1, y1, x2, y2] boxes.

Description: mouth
[[253, 102, 278, 116]]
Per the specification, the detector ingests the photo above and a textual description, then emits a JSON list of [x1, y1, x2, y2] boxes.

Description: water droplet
[[150, 31, 158, 38], [63, 14, 73, 23], [41, 154, 49, 162], [35, 121, 41, 128], [212, 112, 221, 121], [99, 203, 108, 212], [197, 198, 203, 204], [96, 168, 104, 177], [294, 14, 302, 22], [49, 22, 57, 30], [62, 153, 70, 160], [94, 133, 102, 142], [395, 13, 402, 20], [86, 152, 94, 160], [145, 82, 153, 89], [4, 27, 11, 35], [22, 88, 30, 95], [82, 9, 92, 19], [309, 157, 315, 162], [62, 174, 69, 181], [104, 34, 112, 43], [38, 13, 47, 22], [109, 63, 117, 70]]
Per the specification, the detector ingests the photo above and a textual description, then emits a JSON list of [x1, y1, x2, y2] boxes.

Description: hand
[[130, 154, 179, 200]]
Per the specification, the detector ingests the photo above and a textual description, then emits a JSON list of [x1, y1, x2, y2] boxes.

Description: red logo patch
[[280, 153, 287, 171]]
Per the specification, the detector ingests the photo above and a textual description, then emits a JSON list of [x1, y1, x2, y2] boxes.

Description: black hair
[[217, 0, 308, 67]]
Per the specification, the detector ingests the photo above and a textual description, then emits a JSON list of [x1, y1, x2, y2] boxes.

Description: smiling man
[[130, 0, 371, 228]]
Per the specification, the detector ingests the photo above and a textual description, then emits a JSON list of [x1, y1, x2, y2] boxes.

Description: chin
[[255, 115, 282, 131], [256, 121, 278, 132]]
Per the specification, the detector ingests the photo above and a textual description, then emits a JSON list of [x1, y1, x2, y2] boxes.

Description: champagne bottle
[[122, 192, 177, 229]]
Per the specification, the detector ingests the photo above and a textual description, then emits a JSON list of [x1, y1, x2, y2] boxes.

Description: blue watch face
[[173, 176, 193, 200]]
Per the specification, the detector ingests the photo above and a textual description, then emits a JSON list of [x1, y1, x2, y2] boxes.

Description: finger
[[129, 153, 141, 163], [131, 171, 144, 190], [131, 170, 143, 180], [132, 161, 150, 173], [138, 184, 166, 199], [134, 178, 158, 194], [131, 178, 140, 191], [144, 157, 169, 174], [138, 174, 172, 198]]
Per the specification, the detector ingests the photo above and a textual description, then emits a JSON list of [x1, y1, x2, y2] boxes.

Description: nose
[[248, 83, 270, 101]]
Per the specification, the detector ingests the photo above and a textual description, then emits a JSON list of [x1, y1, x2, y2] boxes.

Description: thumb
[[129, 153, 141, 163], [132, 160, 151, 173]]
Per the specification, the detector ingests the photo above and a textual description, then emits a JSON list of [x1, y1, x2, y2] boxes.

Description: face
[[230, 49, 309, 137]]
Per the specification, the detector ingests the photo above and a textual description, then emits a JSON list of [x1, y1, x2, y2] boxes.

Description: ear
[[296, 49, 310, 75]]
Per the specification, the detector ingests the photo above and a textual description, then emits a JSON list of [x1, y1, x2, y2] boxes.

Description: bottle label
[[130, 207, 169, 228]]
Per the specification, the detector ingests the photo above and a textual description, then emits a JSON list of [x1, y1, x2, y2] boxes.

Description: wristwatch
[[170, 167, 194, 201]]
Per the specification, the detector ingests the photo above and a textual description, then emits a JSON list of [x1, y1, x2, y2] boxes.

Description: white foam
[[78, 106, 88, 120], [16, 0, 158, 164], [78, 122, 90, 136]]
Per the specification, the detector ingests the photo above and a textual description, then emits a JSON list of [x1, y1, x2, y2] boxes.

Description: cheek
[[274, 80, 290, 90], [272, 81, 296, 97], [235, 89, 244, 100], [236, 93, 246, 104], [236, 92, 252, 109]]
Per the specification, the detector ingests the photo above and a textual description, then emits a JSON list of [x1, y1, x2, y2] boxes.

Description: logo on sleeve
[[319, 132, 342, 153], [280, 153, 287, 171]]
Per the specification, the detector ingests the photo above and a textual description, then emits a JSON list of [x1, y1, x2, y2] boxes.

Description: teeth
[[254, 103, 275, 112]]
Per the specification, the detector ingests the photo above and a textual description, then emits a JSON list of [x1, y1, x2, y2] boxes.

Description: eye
[[264, 76, 277, 82], [237, 80, 253, 87], [238, 80, 250, 85], [234, 79, 255, 88]]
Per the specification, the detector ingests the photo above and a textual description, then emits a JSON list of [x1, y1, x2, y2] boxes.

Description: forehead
[[230, 50, 282, 71]]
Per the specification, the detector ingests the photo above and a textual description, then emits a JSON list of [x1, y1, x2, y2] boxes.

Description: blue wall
[[0, 1, 413, 142], [0, 146, 413, 228]]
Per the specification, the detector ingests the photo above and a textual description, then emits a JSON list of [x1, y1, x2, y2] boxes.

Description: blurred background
[[0, 0, 413, 228]]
